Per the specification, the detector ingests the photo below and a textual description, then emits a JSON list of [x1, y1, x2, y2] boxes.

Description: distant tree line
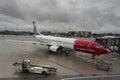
[[0, 30, 92, 38]]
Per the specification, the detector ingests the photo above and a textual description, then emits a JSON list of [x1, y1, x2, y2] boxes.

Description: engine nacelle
[[49, 46, 59, 52]]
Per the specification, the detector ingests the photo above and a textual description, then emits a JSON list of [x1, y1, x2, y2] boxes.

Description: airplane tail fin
[[33, 21, 41, 35]]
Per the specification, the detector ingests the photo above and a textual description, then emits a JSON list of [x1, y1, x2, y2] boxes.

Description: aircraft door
[[87, 42, 92, 50]]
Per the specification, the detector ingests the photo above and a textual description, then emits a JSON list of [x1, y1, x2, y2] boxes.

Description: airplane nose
[[106, 48, 110, 53], [103, 48, 110, 53]]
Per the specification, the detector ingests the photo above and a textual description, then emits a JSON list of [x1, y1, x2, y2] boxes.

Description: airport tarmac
[[0, 35, 120, 79]]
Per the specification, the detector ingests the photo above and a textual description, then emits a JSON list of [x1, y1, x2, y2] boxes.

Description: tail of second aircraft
[[33, 21, 41, 35]]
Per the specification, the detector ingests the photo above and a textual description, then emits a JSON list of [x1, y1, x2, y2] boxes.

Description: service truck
[[13, 60, 57, 75]]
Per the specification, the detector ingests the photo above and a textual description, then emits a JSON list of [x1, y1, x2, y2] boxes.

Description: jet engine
[[48, 46, 62, 53]]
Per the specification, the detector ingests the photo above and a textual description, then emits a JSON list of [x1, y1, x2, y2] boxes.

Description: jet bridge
[[95, 36, 120, 54]]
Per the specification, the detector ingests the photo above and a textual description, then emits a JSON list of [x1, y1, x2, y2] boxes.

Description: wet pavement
[[0, 35, 120, 79]]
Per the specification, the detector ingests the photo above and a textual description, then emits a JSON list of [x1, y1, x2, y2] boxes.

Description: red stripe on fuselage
[[74, 39, 109, 56], [74, 39, 95, 54]]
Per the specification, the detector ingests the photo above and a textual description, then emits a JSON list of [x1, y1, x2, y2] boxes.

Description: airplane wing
[[5, 39, 68, 49]]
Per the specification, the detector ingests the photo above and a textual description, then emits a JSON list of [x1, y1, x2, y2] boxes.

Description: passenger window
[[99, 45, 104, 48], [96, 45, 104, 48], [96, 46, 99, 48]]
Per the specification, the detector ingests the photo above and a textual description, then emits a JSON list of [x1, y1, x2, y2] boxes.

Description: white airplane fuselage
[[34, 35, 76, 49]]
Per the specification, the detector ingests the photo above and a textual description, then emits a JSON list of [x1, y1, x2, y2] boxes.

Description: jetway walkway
[[95, 37, 120, 54]]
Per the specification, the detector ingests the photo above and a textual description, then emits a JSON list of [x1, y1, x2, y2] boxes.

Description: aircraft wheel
[[42, 71, 47, 75], [49, 49, 53, 53], [57, 48, 62, 54]]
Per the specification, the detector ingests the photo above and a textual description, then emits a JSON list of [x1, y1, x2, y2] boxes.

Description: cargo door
[[87, 42, 92, 50]]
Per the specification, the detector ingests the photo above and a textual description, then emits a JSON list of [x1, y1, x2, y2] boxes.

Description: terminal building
[[68, 31, 92, 38], [78, 31, 92, 38]]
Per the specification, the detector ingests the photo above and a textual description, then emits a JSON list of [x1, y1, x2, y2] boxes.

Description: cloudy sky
[[0, 0, 120, 33]]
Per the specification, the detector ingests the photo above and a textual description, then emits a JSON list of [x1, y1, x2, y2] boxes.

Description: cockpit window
[[96, 45, 104, 48]]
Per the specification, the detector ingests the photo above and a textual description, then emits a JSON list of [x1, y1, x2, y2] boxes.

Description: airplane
[[33, 21, 110, 59]]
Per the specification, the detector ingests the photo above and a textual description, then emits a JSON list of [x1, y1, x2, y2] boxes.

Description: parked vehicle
[[13, 60, 57, 75]]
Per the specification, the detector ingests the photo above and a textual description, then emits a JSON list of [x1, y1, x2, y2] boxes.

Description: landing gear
[[92, 55, 95, 59], [57, 47, 63, 54], [42, 71, 47, 75], [49, 49, 53, 53]]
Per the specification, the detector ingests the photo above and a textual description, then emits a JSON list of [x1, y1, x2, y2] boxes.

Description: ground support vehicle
[[96, 60, 112, 71], [13, 60, 57, 75]]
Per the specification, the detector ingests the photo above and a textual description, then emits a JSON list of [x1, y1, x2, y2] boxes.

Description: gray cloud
[[0, 0, 120, 33]]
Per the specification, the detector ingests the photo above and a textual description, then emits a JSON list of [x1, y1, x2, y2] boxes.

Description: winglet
[[33, 21, 40, 35]]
